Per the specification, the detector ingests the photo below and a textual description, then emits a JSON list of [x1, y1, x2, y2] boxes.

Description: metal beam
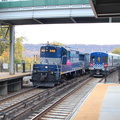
[[33, 18, 43, 24], [70, 17, 77, 23], [0, 5, 94, 24], [89, 0, 120, 17], [9, 25, 15, 75]]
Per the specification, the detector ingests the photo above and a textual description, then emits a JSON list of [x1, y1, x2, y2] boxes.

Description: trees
[[50, 41, 65, 46], [0, 42, 9, 56], [14, 36, 25, 63], [112, 48, 120, 54], [0, 36, 25, 63], [0, 26, 10, 56]]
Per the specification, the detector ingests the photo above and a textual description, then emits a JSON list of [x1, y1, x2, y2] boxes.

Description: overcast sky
[[15, 23, 120, 45]]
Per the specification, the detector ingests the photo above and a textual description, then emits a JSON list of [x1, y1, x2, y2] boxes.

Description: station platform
[[0, 72, 31, 81], [72, 83, 120, 120], [0, 72, 31, 96]]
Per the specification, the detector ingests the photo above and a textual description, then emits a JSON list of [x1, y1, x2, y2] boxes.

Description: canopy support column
[[9, 25, 15, 75], [109, 17, 112, 23]]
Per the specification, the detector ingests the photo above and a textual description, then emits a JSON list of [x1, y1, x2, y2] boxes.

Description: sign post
[[22, 60, 25, 73], [104, 67, 107, 83]]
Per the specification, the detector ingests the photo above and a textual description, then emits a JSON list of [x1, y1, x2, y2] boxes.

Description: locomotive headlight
[[45, 66, 48, 68]]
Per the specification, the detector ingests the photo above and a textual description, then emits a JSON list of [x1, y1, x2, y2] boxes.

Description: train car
[[30, 45, 85, 87], [89, 52, 120, 76], [79, 53, 90, 73]]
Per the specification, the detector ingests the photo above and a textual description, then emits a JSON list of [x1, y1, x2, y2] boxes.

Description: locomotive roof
[[41, 44, 79, 52], [91, 51, 120, 57], [108, 53, 120, 57], [91, 52, 108, 55]]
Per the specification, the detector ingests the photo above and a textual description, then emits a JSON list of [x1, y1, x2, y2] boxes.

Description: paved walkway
[[72, 83, 120, 120]]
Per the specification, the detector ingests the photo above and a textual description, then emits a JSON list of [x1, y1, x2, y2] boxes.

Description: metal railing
[[0, 63, 32, 73]]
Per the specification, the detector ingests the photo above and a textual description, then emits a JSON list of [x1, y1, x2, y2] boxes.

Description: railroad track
[[0, 87, 47, 119], [23, 77, 104, 120], [0, 74, 104, 120], [0, 69, 117, 120], [0, 75, 91, 120], [0, 88, 45, 110]]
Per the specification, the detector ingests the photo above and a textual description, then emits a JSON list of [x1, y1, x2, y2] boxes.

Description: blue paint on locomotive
[[31, 45, 84, 87], [89, 52, 108, 76], [33, 64, 60, 72], [89, 52, 120, 76], [91, 52, 108, 64]]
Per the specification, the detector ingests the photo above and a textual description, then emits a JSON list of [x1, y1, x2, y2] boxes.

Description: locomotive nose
[[40, 74, 47, 81]]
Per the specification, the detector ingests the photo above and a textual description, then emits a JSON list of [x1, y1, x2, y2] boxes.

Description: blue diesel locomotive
[[30, 45, 87, 87], [89, 52, 120, 76]]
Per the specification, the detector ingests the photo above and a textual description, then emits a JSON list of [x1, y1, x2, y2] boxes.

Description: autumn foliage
[[0, 36, 34, 64]]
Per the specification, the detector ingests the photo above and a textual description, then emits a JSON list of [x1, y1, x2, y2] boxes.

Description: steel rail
[[12, 75, 90, 120], [31, 76, 100, 120], [0, 75, 90, 120]]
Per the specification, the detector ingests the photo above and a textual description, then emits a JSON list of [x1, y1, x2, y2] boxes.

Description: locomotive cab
[[89, 52, 108, 76], [31, 45, 67, 87], [31, 45, 85, 87]]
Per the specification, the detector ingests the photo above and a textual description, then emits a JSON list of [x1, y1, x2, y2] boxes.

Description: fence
[[0, 63, 32, 73]]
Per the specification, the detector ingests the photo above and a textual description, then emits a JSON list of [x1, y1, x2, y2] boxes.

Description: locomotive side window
[[79, 54, 84, 61], [70, 50, 79, 62], [67, 51, 70, 58], [62, 49, 67, 65], [62, 50, 67, 56]]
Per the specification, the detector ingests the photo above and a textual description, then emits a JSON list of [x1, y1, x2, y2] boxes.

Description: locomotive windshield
[[90, 55, 108, 64], [90, 56, 101, 63], [41, 48, 56, 53], [102, 56, 108, 63], [90, 56, 95, 63]]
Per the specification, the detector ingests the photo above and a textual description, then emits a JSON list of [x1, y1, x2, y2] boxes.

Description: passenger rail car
[[30, 45, 86, 87], [79, 53, 90, 73], [89, 52, 120, 76]]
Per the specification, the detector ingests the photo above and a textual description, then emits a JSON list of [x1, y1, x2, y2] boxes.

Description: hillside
[[23, 44, 120, 57]]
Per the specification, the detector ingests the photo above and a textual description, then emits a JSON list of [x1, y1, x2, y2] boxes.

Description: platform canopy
[[89, 0, 120, 18]]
